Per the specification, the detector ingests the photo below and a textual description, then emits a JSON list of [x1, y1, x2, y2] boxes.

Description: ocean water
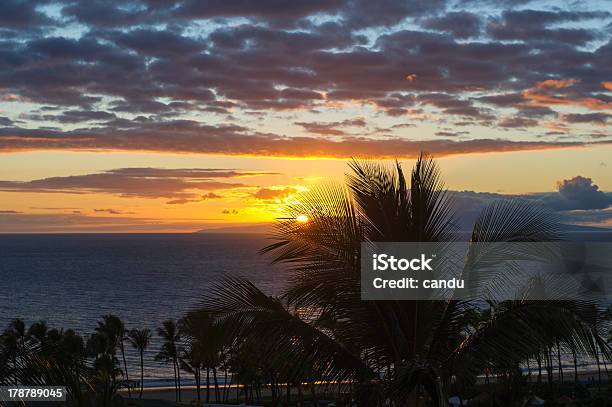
[[2, 231, 611, 387], [0, 233, 286, 385]]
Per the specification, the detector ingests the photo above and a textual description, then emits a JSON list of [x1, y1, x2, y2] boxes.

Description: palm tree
[[96, 315, 131, 397], [0, 319, 30, 385], [201, 155, 610, 405], [128, 328, 151, 398], [155, 319, 182, 402], [180, 310, 227, 404], [179, 345, 204, 404]]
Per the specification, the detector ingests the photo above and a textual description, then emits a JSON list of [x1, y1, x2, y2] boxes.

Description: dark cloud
[[103, 29, 205, 57], [176, 0, 342, 21], [166, 191, 224, 205], [202, 192, 222, 199], [542, 176, 612, 211], [563, 113, 611, 125], [0, 212, 224, 233], [93, 208, 133, 215], [0, 0, 54, 29], [51, 110, 117, 124], [0, 117, 14, 126], [498, 117, 539, 128], [0, 123, 606, 158], [0, 167, 262, 200], [450, 180, 612, 230], [487, 10, 608, 45], [422, 12, 481, 39], [341, 0, 446, 29], [0, 1, 610, 157], [435, 131, 469, 137], [295, 117, 366, 136]]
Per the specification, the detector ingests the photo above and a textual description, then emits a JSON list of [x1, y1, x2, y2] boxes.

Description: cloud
[[563, 113, 611, 125], [295, 117, 366, 136], [449, 175, 612, 229], [252, 187, 298, 200], [0, 117, 14, 126], [486, 9, 608, 45], [0, 0, 54, 29], [0, 1, 611, 159], [523, 79, 612, 111], [435, 131, 469, 137], [498, 117, 539, 128], [1, 123, 607, 158], [93, 208, 133, 214], [0, 212, 223, 233], [0, 167, 263, 200], [544, 176, 612, 211], [202, 192, 222, 199], [450, 182, 612, 230], [422, 12, 482, 39], [165, 192, 222, 205]]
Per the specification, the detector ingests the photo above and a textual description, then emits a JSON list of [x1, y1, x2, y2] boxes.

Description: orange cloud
[[603, 81, 612, 91], [535, 79, 577, 89], [252, 187, 298, 200], [523, 79, 612, 111]]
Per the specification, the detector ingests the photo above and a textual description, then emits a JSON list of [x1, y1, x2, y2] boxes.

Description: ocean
[[0, 233, 285, 386], [2, 230, 611, 387]]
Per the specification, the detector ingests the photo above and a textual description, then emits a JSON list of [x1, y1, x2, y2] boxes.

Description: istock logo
[[372, 253, 434, 271]]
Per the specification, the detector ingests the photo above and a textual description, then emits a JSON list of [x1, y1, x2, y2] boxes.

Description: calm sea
[[0, 233, 285, 386], [2, 231, 611, 386]]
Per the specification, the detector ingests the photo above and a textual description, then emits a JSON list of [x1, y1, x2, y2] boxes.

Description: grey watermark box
[[0, 386, 67, 401], [361, 242, 612, 301]]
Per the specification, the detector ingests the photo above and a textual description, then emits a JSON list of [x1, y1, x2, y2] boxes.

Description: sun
[[296, 214, 309, 223]]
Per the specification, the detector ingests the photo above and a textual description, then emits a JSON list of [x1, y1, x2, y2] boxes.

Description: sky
[[0, 0, 611, 232]]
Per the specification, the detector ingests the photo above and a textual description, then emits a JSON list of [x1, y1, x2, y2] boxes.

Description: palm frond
[[202, 277, 372, 382]]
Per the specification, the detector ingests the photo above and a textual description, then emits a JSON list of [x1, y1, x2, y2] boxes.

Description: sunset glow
[[0, 0, 610, 233]]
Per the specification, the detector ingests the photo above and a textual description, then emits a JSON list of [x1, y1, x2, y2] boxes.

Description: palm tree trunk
[[287, 382, 291, 405], [298, 383, 304, 407], [596, 346, 602, 393], [537, 353, 542, 384], [196, 368, 201, 404], [572, 346, 578, 383], [206, 367, 210, 403], [175, 356, 182, 401], [213, 367, 220, 402], [139, 350, 144, 398], [224, 370, 232, 402], [236, 378, 240, 402], [310, 382, 318, 407], [546, 346, 553, 386], [120, 341, 131, 398], [556, 340, 564, 384], [172, 359, 178, 401], [526, 357, 531, 383]]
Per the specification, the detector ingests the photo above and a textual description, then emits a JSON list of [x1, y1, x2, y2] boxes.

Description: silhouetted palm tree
[[155, 319, 182, 401], [127, 328, 151, 398], [202, 155, 610, 405], [0, 319, 29, 385], [180, 310, 226, 404], [96, 314, 131, 397]]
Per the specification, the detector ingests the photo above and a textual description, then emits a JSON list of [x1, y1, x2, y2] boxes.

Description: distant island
[[196, 223, 273, 234]]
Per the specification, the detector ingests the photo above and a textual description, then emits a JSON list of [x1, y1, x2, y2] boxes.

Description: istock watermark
[[361, 242, 612, 301]]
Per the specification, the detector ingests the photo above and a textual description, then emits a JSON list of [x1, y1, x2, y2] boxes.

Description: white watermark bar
[[0, 386, 67, 402], [361, 242, 612, 301]]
